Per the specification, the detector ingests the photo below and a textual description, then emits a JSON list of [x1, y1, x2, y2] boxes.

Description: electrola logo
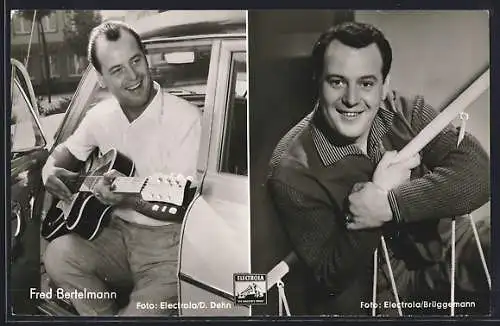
[[233, 273, 267, 305]]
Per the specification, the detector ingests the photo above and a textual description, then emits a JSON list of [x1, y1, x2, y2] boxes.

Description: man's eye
[[111, 68, 122, 75], [328, 79, 345, 88], [131, 57, 141, 65], [360, 81, 375, 89]]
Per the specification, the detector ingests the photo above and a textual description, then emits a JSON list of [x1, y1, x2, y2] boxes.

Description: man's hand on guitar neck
[[94, 169, 188, 222], [93, 169, 133, 207]]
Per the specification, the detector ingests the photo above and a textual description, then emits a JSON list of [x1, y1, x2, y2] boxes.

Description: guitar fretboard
[[78, 176, 147, 194], [70, 173, 191, 206]]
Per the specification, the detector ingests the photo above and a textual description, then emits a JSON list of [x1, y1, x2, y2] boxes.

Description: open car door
[[178, 38, 250, 316], [9, 58, 51, 315]]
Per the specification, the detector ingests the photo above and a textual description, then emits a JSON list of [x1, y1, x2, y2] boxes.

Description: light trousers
[[43, 216, 181, 316]]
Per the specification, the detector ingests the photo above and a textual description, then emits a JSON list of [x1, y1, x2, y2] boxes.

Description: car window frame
[[10, 59, 47, 153], [199, 38, 248, 205], [177, 38, 249, 301], [218, 50, 247, 176], [145, 38, 214, 107]]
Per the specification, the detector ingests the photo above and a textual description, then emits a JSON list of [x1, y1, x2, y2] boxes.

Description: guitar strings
[[76, 176, 185, 183]]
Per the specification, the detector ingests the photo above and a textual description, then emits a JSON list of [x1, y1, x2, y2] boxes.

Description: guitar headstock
[[141, 173, 193, 206]]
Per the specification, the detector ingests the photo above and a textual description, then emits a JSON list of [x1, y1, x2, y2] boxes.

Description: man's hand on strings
[[93, 169, 132, 206], [43, 164, 79, 203]]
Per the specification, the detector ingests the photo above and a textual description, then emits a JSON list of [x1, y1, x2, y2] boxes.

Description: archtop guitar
[[41, 148, 196, 241]]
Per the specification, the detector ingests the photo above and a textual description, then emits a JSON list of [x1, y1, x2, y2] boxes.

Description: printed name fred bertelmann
[[30, 287, 117, 300]]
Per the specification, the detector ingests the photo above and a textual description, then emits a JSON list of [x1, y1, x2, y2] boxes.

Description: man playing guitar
[[41, 21, 201, 316]]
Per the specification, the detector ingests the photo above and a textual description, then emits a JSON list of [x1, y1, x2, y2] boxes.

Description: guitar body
[[42, 149, 134, 241], [65, 193, 114, 240]]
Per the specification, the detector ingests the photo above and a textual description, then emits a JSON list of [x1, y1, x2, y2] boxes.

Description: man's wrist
[[387, 190, 402, 224], [371, 182, 393, 223]]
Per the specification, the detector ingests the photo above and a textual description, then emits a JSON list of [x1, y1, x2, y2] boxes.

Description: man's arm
[[42, 145, 86, 201], [50, 144, 86, 172], [389, 100, 490, 224], [268, 178, 381, 295], [42, 106, 99, 201]]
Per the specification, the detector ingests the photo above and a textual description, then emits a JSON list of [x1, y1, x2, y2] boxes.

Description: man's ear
[[382, 74, 391, 100]]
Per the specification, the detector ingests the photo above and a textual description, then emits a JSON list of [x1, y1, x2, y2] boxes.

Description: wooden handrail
[[267, 252, 298, 290], [395, 68, 489, 163]]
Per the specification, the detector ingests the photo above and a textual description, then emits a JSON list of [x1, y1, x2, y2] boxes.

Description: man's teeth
[[127, 82, 141, 90], [340, 111, 362, 118]]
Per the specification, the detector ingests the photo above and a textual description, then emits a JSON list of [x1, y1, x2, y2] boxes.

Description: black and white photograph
[[9, 9, 249, 317], [250, 10, 491, 316], [7, 7, 495, 321]]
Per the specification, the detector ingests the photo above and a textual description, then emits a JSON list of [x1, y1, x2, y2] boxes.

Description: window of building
[[68, 54, 87, 76], [41, 13, 57, 32], [13, 15, 33, 34], [12, 12, 57, 34]]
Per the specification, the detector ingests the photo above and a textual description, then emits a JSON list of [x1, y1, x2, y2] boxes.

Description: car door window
[[11, 78, 45, 152], [146, 41, 212, 108], [220, 51, 247, 176]]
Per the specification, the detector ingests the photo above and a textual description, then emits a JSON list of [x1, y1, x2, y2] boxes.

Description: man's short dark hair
[[87, 21, 146, 74], [312, 22, 392, 83]]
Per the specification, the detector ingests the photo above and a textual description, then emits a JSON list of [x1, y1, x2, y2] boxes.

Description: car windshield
[[147, 39, 246, 101], [147, 45, 210, 96]]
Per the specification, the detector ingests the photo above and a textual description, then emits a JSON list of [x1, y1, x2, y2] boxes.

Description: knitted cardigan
[[267, 93, 490, 314]]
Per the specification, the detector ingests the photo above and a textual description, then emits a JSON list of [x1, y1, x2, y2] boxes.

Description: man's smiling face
[[320, 40, 386, 143], [95, 28, 153, 110]]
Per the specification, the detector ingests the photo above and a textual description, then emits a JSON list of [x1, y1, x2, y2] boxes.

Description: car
[[9, 10, 249, 317]]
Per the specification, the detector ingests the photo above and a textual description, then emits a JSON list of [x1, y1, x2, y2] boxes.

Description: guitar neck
[[79, 176, 147, 194], [76, 173, 192, 206]]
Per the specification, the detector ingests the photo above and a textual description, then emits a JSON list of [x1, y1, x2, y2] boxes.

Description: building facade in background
[[10, 10, 161, 96], [11, 11, 91, 95]]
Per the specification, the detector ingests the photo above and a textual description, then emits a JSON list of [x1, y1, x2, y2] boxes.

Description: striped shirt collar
[[311, 99, 395, 166]]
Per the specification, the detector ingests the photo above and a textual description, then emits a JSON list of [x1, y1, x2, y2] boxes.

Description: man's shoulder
[[387, 91, 427, 121], [161, 91, 202, 123], [84, 97, 121, 122], [269, 114, 314, 178]]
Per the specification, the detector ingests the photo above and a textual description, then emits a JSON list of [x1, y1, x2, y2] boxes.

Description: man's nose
[[342, 86, 360, 108], [124, 65, 138, 80]]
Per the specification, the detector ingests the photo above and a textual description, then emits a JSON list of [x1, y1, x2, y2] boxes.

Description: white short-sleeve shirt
[[64, 82, 201, 226]]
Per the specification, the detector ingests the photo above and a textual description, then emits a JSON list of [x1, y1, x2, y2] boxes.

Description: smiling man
[[41, 21, 201, 316], [267, 22, 490, 315]]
